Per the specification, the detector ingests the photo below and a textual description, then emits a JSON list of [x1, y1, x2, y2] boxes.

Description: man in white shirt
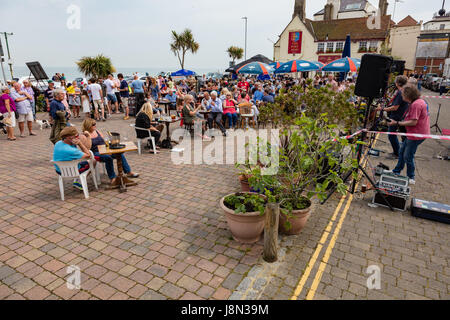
[[104, 74, 118, 116], [88, 78, 105, 121]]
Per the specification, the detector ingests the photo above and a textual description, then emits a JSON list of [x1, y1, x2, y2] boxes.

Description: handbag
[[2, 116, 12, 127]]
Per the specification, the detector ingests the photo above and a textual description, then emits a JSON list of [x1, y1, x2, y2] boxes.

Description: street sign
[[423, 66, 428, 71]]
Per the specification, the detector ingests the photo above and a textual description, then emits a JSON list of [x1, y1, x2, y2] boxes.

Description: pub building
[[273, 0, 418, 71]]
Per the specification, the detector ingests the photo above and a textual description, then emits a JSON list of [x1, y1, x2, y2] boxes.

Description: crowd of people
[[0, 69, 433, 188]]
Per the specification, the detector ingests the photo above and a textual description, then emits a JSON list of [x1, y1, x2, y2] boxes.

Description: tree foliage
[[170, 29, 200, 70], [76, 54, 116, 79], [258, 82, 361, 132], [227, 46, 244, 63]]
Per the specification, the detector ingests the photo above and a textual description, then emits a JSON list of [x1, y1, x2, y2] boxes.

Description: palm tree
[[170, 29, 200, 70], [227, 46, 244, 64], [76, 54, 116, 79]]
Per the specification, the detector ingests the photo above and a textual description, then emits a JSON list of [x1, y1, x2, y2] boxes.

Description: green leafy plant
[[249, 114, 358, 230], [170, 29, 200, 70], [224, 193, 267, 215], [227, 46, 244, 64], [259, 83, 361, 132], [76, 54, 116, 78], [36, 94, 46, 112]]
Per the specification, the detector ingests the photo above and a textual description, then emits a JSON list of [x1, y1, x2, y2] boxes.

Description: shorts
[[107, 94, 117, 103], [121, 97, 129, 108], [18, 111, 34, 122], [2, 113, 16, 127], [115, 92, 122, 104], [93, 100, 104, 111]]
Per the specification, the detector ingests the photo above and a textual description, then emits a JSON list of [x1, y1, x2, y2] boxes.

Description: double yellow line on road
[[291, 134, 378, 300]]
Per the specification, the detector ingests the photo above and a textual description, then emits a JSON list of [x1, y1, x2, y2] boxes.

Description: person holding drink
[[82, 118, 139, 184]]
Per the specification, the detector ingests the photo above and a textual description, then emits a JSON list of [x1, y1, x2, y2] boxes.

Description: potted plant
[[249, 114, 357, 235], [219, 192, 267, 244]]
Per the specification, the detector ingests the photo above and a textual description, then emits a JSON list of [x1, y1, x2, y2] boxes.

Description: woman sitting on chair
[[81, 118, 139, 184], [223, 92, 239, 130], [135, 102, 164, 153], [181, 95, 210, 140]]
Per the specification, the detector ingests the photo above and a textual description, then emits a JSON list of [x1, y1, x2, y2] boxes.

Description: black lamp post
[[439, 0, 446, 16]]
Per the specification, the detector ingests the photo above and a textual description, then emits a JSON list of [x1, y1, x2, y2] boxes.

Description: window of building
[[327, 42, 334, 52], [440, 24, 445, 30], [359, 41, 367, 52], [335, 42, 344, 52], [369, 41, 378, 51], [317, 42, 325, 52]]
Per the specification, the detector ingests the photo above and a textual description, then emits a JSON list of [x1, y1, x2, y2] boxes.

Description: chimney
[[324, 3, 333, 21], [292, 0, 306, 22], [379, 0, 388, 16]]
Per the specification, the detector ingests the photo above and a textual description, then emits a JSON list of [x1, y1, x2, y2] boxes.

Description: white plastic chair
[[130, 124, 158, 154], [51, 151, 98, 201], [91, 152, 106, 185]]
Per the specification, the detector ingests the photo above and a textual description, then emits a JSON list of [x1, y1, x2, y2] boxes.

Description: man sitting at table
[[201, 92, 211, 110], [53, 126, 94, 191], [165, 89, 178, 111], [206, 91, 227, 136]]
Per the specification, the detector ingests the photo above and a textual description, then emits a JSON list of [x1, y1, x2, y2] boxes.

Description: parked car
[[423, 73, 438, 87], [431, 77, 443, 92], [206, 72, 224, 80], [425, 76, 441, 90], [436, 78, 450, 94]]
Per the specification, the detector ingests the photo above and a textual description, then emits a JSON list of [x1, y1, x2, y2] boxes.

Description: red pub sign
[[288, 31, 302, 54]]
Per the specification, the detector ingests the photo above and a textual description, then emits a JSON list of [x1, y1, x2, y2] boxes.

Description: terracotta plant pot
[[279, 203, 313, 235], [220, 193, 266, 244], [239, 175, 250, 192]]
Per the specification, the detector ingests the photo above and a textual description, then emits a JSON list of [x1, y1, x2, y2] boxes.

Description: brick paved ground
[[1, 88, 449, 300], [0, 115, 263, 300]]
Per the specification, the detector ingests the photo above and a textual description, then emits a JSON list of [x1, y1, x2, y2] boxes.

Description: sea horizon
[[10, 65, 227, 82]]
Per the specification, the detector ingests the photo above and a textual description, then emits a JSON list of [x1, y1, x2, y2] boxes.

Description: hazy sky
[[0, 0, 442, 69]]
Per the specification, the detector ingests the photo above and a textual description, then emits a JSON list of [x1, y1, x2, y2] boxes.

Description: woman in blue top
[[82, 118, 139, 185]]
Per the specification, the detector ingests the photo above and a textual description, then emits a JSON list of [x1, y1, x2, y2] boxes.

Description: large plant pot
[[239, 175, 250, 192], [220, 193, 266, 244], [279, 204, 313, 235]]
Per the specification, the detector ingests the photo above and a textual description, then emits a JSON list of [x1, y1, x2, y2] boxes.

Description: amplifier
[[379, 173, 409, 194], [373, 188, 410, 211], [411, 198, 450, 224]]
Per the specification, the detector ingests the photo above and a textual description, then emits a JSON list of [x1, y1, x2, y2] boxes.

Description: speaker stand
[[430, 103, 442, 134]]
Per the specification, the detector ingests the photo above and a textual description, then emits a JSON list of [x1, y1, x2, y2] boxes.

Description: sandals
[[127, 173, 140, 178], [7, 138, 17, 141]]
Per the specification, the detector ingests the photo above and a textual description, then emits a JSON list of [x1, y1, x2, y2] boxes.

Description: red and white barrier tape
[[421, 95, 450, 99], [365, 130, 450, 141], [335, 129, 449, 142]]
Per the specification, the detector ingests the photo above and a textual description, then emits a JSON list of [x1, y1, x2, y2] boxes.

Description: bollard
[[263, 203, 279, 263]]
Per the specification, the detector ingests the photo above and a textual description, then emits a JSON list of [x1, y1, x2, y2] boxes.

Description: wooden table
[[98, 141, 138, 193]]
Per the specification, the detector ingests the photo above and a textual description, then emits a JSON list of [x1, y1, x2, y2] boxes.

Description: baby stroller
[[0, 113, 7, 134]]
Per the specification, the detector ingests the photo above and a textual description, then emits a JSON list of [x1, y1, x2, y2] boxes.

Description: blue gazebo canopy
[[171, 69, 196, 76]]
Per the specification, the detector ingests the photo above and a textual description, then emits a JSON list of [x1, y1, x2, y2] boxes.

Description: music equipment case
[[411, 199, 450, 224]]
